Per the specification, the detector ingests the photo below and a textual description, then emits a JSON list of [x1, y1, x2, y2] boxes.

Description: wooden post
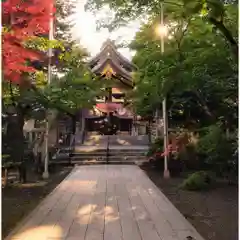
[[132, 115, 136, 136]]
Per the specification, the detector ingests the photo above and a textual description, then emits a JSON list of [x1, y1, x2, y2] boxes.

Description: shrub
[[177, 142, 200, 170], [146, 137, 164, 156], [196, 125, 236, 176], [180, 171, 215, 191]]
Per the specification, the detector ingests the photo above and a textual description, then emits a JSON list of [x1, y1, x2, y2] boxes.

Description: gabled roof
[[91, 57, 132, 82], [89, 39, 137, 72]]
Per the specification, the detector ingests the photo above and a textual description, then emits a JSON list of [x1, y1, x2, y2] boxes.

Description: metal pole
[[42, 3, 54, 179], [160, 2, 170, 178]]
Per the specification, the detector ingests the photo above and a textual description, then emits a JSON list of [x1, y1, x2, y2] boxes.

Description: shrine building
[[82, 39, 145, 135]]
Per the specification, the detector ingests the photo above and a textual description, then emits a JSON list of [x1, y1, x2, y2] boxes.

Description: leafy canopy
[[130, 7, 237, 128]]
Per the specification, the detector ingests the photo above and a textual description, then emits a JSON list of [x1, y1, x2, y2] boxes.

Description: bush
[[177, 143, 200, 170], [180, 171, 215, 191], [197, 125, 236, 176], [146, 137, 164, 156]]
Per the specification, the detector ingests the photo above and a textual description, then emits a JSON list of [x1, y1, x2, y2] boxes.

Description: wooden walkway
[[6, 165, 205, 240]]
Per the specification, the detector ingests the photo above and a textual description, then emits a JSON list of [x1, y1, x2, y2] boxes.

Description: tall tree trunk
[[6, 105, 26, 182], [17, 108, 27, 183]]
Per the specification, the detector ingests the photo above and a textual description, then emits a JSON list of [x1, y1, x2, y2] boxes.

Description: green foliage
[[197, 125, 237, 176], [130, 6, 237, 128], [2, 44, 99, 122], [180, 171, 215, 191], [33, 44, 103, 116], [34, 71, 47, 88], [177, 142, 199, 169], [25, 37, 65, 52], [85, 0, 238, 56], [146, 137, 164, 156], [2, 81, 45, 121], [58, 45, 89, 71]]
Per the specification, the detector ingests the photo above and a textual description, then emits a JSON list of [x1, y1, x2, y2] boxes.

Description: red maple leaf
[[2, 0, 55, 84]]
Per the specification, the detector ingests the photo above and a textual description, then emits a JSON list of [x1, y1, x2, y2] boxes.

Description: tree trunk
[[6, 106, 26, 183]]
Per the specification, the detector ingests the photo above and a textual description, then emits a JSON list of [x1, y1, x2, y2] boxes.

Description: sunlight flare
[[155, 24, 168, 37]]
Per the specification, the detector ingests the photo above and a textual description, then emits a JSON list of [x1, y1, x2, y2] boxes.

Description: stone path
[[6, 165, 205, 240]]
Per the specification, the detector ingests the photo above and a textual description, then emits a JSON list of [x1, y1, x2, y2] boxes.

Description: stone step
[[82, 134, 149, 146], [72, 160, 147, 165], [51, 156, 147, 165], [74, 147, 148, 153], [71, 155, 147, 160], [72, 151, 147, 156]]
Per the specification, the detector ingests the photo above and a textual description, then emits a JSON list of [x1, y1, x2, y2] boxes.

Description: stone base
[[42, 171, 49, 179], [163, 169, 170, 179]]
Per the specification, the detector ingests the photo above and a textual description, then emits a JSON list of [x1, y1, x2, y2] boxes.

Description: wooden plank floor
[[5, 165, 205, 240]]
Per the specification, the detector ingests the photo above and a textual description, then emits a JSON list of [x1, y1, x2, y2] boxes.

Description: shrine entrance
[[85, 114, 133, 135]]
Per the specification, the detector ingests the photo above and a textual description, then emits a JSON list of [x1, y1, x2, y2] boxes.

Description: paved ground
[[6, 165, 205, 240]]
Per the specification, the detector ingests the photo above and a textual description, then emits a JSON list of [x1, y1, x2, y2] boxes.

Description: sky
[[71, 0, 141, 60]]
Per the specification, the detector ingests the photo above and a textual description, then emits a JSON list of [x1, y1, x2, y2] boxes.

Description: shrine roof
[[91, 56, 133, 84], [89, 39, 137, 72]]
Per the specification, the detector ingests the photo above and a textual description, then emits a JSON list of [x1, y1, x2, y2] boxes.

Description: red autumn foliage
[[160, 133, 191, 157], [151, 133, 191, 158], [2, 0, 55, 83]]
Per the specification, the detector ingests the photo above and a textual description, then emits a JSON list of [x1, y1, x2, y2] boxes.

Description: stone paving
[[5, 165, 205, 240]]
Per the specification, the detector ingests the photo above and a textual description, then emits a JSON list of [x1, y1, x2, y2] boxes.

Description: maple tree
[[2, 0, 57, 182], [2, 0, 55, 83]]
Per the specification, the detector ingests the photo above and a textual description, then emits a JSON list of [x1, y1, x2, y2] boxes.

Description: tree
[[2, 79, 46, 182], [2, 0, 87, 179], [85, 0, 238, 59], [55, 0, 76, 42], [2, 41, 103, 182], [32, 44, 104, 135], [130, 11, 237, 130], [2, 0, 55, 83]]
